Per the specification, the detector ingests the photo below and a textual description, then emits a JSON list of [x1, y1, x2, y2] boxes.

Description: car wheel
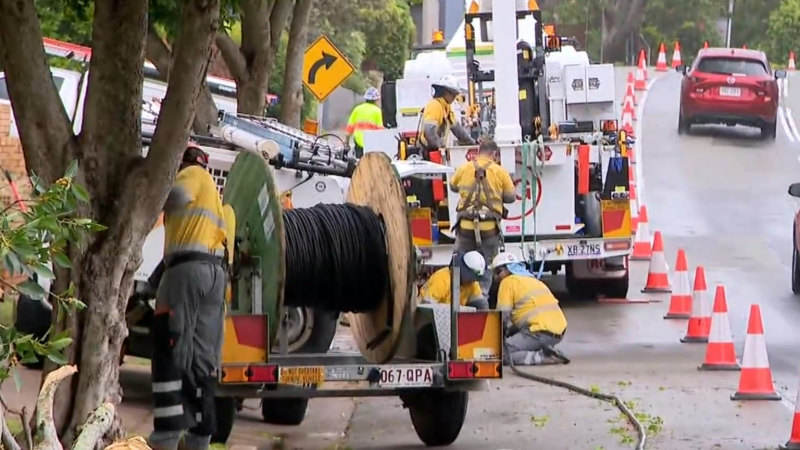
[[678, 110, 690, 135], [761, 121, 777, 140], [792, 226, 800, 295]]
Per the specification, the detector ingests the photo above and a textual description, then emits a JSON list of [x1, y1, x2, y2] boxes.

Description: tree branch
[[35, 365, 78, 450], [141, 0, 221, 212], [279, 0, 315, 127], [0, 396, 32, 450], [214, 33, 247, 82], [71, 402, 115, 450], [0, 0, 77, 184]]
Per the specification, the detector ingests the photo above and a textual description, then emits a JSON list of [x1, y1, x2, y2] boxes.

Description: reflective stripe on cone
[[731, 304, 781, 401], [681, 266, 711, 343], [699, 285, 740, 370], [641, 231, 671, 293], [664, 248, 692, 319]]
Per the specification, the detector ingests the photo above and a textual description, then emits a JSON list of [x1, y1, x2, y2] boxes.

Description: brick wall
[[0, 103, 31, 207]]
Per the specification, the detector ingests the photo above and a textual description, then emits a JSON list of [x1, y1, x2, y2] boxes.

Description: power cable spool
[[223, 150, 414, 364]]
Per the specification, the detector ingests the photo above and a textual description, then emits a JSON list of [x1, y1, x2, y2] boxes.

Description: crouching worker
[[419, 251, 489, 310], [491, 252, 569, 366]]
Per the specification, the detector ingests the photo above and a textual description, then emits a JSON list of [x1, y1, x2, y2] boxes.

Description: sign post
[[302, 35, 355, 102]]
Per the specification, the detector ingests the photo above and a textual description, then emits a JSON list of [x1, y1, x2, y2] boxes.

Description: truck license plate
[[379, 366, 434, 388], [280, 367, 324, 386], [567, 243, 601, 256], [719, 87, 741, 97]]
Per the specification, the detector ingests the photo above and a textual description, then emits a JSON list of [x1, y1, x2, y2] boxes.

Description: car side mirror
[[775, 69, 788, 79], [788, 183, 800, 197], [675, 65, 688, 75]]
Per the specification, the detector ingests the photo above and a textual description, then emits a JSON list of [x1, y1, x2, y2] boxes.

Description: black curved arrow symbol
[[308, 52, 337, 84]]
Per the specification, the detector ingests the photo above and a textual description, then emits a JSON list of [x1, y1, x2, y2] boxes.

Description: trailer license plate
[[567, 243, 601, 256], [719, 87, 741, 97], [280, 367, 324, 386], [379, 366, 434, 388]]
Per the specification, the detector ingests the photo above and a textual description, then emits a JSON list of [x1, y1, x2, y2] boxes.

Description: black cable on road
[[507, 355, 647, 450], [282, 203, 390, 313]]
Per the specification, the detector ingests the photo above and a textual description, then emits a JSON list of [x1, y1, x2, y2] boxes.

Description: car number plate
[[280, 366, 324, 386], [567, 243, 601, 257], [719, 87, 741, 97], [379, 366, 434, 388]]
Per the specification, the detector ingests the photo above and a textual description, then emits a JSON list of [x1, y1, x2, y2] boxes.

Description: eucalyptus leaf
[[65, 160, 79, 179], [16, 280, 46, 300]]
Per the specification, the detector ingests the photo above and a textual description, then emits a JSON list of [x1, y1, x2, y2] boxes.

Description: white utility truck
[[365, 0, 634, 299]]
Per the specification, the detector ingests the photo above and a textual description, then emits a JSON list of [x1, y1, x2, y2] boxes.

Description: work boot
[[542, 346, 570, 364]]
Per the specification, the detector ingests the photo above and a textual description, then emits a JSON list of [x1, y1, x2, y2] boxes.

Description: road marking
[[786, 107, 800, 142], [633, 75, 661, 207]]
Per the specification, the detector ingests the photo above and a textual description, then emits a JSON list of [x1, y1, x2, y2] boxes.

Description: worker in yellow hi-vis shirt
[[491, 252, 569, 366], [418, 251, 489, 310], [418, 75, 476, 152], [345, 87, 384, 158], [449, 139, 515, 297], [148, 144, 229, 450]]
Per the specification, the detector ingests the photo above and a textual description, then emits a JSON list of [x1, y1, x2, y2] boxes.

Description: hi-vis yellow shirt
[[346, 102, 383, 148], [419, 267, 482, 306], [449, 156, 515, 231], [497, 274, 567, 334], [164, 166, 227, 257], [222, 204, 236, 266], [419, 97, 456, 149]]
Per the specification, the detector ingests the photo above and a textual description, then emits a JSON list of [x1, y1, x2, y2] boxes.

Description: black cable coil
[[282, 203, 390, 313]]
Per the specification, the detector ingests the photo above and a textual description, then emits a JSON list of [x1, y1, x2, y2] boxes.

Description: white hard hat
[[364, 87, 380, 101], [432, 75, 462, 94], [461, 251, 486, 279], [492, 252, 518, 269]]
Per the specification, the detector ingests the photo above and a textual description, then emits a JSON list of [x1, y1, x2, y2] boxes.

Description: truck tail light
[[448, 361, 475, 379], [248, 364, 279, 383]]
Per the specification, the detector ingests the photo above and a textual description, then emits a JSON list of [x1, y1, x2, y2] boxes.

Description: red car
[[790, 183, 800, 293], [677, 48, 786, 139]]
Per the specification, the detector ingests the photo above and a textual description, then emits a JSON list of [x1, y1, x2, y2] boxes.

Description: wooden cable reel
[[223, 151, 414, 364]]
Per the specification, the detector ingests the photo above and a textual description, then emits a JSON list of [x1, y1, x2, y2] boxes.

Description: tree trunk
[[1, 0, 221, 445], [601, 0, 646, 63], [279, 0, 315, 128], [146, 25, 218, 135]]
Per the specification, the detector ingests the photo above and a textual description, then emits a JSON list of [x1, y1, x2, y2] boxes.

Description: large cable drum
[[223, 151, 415, 364]]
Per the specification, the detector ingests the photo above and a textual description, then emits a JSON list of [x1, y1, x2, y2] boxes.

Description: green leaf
[[48, 337, 72, 351], [3, 252, 21, 275], [11, 367, 21, 392], [65, 160, 79, 179], [16, 280, 46, 300], [53, 251, 73, 269], [31, 263, 55, 280], [46, 350, 68, 365], [86, 222, 107, 232], [72, 183, 90, 203]]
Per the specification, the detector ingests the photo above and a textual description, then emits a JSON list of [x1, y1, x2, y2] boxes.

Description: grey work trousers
[[149, 259, 226, 450], [504, 328, 563, 366], [454, 229, 502, 297]]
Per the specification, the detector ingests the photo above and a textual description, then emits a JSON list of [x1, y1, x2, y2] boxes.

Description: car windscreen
[[0, 75, 65, 101], [696, 57, 768, 76]]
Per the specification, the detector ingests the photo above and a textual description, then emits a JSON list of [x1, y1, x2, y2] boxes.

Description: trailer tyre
[[261, 398, 309, 425], [406, 390, 468, 446], [211, 397, 238, 444]]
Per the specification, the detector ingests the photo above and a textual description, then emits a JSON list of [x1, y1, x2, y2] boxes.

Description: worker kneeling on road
[[492, 252, 569, 366], [419, 251, 489, 310], [148, 145, 229, 450], [450, 140, 516, 297], [419, 75, 476, 152]]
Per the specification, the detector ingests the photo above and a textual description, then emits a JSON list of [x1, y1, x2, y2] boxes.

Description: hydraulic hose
[[505, 353, 647, 449]]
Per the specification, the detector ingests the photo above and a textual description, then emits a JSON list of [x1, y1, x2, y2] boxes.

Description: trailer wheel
[[565, 263, 629, 299], [261, 398, 309, 425], [211, 396, 238, 444], [406, 390, 468, 446]]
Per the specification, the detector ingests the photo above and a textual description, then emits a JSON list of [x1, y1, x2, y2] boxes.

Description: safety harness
[[455, 159, 504, 245]]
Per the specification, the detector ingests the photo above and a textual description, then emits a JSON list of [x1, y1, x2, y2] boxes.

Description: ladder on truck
[[210, 111, 356, 178]]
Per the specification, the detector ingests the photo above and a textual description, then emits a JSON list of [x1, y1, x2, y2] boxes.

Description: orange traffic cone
[[742, 44, 747, 49], [622, 90, 636, 119], [664, 249, 691, 319], [790, 51, 796, 71], [634, 53, 647, 91], [641, 49, 649, 81], [631, 205, 652, 260], [624, 81, 638, 106], [655, 43, 668, 71], [731, 304, 781, 401], [620, 107, 635, 135], [681, 266, 711, 343], [699, 286, 741, 370], [641, 231, 671, 293], [671, 42, 682, 68], [780, 371, 800, 449], [703, 41, 709, 49], [629, 184, 639, 224], [629, 170, 638, 231]]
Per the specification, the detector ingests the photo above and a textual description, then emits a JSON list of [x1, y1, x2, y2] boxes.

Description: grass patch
[[5, 415, 22, 437]]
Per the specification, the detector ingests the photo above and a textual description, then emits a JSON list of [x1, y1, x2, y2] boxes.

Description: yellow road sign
[[302, 35, 355, 102]]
